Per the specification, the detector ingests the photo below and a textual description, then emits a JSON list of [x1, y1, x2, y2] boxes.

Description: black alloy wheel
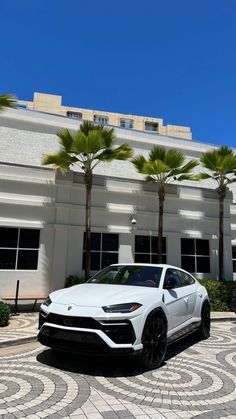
[[140, 316, 167, 370], [198, 302, 211, 340]]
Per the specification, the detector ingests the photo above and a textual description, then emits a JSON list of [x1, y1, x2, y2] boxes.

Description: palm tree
[[132, 146, 198, 263], [199, 146, 236, 280], [43, 121, 133, 280], [0, 94, 17, 111]]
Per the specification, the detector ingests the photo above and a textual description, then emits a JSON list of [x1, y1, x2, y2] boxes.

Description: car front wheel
[[140, 316, 167, 370]]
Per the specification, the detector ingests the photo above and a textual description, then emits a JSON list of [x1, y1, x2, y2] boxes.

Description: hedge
[[198, 279, 236, 312], [65, 275, 85, 288], [0, 301, 11, 327]]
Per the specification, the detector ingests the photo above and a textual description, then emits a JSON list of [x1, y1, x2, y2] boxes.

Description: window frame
[[181, 238, 210, 274], [83, 232, 119, 271], [66, 111, 83, 120], [93, 114, 109, 125], [134, 235, 167, 264], [0, 227, 40, 271], [144, 121, 159, 132], [120, 118, 134, 129], [232, 246, 236, 273]]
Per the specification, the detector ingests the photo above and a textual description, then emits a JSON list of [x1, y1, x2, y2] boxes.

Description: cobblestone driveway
[[0, 321, 235, 418]]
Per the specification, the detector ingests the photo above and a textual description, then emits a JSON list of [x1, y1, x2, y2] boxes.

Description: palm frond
[[42, 150, 76, 172], [149, 146, 166, 162], [57, 130, 74, 153], [100, 128, 115, 148], [0, 94, 17, 111], [164, 149, 185, 169], [132, 155, 147, 172], [100, 143, 133, 162]]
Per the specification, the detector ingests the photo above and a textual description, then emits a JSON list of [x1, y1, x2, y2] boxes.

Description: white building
[[0, 106, 235, 298]]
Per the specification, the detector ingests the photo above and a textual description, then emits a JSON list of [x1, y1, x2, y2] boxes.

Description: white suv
[[38, 264, 210, 370]]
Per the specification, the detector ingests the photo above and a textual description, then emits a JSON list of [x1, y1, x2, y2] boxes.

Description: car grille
[[39, 311, 135, 344], [38, 326, 134, 354]]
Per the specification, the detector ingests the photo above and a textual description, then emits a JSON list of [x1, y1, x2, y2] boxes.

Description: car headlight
[[43, 296, 52, 307], [102, 303, 142, 313]]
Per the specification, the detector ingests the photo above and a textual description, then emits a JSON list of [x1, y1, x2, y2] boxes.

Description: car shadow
[[36, 333, 200, 377]]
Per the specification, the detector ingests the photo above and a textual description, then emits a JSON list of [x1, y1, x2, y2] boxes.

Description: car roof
[[110, 263, 183, 270]]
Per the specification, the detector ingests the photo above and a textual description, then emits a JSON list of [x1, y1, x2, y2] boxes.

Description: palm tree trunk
[[84, 170, 93, 281], [218, 194, 224, 281], [157, 184, 165, 263]]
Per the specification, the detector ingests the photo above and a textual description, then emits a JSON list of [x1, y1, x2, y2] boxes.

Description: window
[[135, 235, 166, 263], [181, 238, 210, 273], [145, 121, 159, 132], [0, 227, 40, 270], [83, 232, 119, 271], [67, 111, 82, 119], [17, 103, 27, 109], [120, 118, 134, 129], [232, 246, 236, 272], [93, 115, 109, 125], [164, 268, 195, 288]]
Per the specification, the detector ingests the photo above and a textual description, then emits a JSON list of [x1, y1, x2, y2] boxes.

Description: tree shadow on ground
[[36, 333, 201, 378]]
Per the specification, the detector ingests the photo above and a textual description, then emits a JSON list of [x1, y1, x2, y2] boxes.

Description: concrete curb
[[211, 316, 235, 322], [0, 336, 37, 348]]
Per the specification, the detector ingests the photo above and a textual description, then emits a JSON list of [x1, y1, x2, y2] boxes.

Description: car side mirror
[[164, 276, 177, 290]]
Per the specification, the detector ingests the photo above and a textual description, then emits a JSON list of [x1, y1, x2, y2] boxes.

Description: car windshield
[[88, 265, 163, 287]]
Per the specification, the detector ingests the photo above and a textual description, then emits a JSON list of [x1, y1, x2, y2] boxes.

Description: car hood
[[51, 283, 162, 307]]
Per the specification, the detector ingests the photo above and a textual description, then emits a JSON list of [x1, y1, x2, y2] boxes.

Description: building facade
[[19, 92, 192, 140], [0, 102, 235, 298]]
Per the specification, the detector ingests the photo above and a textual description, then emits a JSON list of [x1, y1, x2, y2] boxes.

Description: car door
[[176, 270, 198, 319], [162, 268, 189, 330]]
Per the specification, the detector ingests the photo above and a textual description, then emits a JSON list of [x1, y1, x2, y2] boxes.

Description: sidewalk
[[0, 311, 235, 348]]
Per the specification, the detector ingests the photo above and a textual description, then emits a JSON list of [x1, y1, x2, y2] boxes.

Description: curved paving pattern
[[0, 313, 38, 345], [0, 321, 235, 418]]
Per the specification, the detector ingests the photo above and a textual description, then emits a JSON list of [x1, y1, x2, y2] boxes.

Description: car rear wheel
[[198, 302, 211, 340], [139, 316, 167, 370]]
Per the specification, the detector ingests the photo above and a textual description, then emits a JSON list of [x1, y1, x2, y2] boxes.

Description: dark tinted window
[[177, 270, 195, 286], [196, 239, 209, 256], [233, 260, 236, 273], [0, 228, 40, 270], [181, 238, 194, 255], [83, 232, 119, 271], [181, 238, 210, 273], [135, 235, 167, 263], [17, 250, 38, 270], [151, 237, 166, 253], [19, 229, 40, 248], [197, 257, 210, 273], [102, 234, 118, 251], [0, 249, 16, 269], [164, 269, 181, 288], [0, 228, 18, 248], [181, 256, 195, 272], [232, 246, 236, 259], [101, 252, 118, 268], [135, 236, 150, 253], [135, 253, 150, 263]]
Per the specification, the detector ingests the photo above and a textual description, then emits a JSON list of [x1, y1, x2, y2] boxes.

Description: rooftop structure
[[19, 92, 192, 140]]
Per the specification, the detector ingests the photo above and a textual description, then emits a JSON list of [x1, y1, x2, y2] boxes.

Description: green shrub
[[65, 275, 85, 288], [0, 301, 11, 327], [198, 279, 236, 311]]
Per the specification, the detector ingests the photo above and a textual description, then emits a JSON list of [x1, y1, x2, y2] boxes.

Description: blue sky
[[1, 0, 236, 147]]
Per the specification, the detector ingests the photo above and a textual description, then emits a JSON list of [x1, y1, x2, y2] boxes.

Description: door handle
[[184, 297, 189, 304]]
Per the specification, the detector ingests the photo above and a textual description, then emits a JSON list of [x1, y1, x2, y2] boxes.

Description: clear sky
[[1, 0, 236, 147]]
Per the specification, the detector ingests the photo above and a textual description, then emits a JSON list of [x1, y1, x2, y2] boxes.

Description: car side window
[[176, 270, 195, 287], [164, 269, 181, 289]]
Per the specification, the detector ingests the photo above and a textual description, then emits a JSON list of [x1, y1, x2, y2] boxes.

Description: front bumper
[[38, 310, 139, 355]]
